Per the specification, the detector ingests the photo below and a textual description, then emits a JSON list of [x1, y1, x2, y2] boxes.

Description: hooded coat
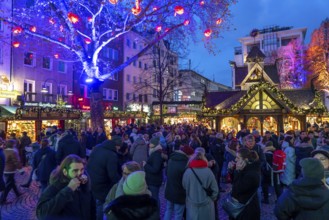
[[87, 140, 121, 202], [274, 177, 329, 220], [130, 137, 148, 165], [56, 133, 85, 165]]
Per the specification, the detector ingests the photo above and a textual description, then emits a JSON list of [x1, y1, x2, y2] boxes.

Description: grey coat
[[280, 146, 296, 186], [182, 167, 218, 220], [130, 138, 148, 164]]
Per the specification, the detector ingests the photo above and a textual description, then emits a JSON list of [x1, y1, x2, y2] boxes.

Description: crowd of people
[[0, 122, 329, 219]]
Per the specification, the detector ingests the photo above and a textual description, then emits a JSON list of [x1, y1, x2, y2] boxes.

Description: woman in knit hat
[[182, 147, 218, 220], [104, 171, 158, 220]]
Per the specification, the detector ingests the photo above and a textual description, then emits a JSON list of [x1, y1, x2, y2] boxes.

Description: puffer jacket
[[275, 177, 329, 220]]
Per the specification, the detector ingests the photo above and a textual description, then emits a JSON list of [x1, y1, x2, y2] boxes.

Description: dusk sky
[[182, 0, 329, 87]]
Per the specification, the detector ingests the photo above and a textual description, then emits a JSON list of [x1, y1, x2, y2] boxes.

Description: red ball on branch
[[204, 29, 212, 37], [174, 6, 184, 15], [68, 12, 79, 24], [12, 41, 20, 48]]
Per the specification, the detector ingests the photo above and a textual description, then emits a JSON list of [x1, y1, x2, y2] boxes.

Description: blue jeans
[[163, 200, 185, 220], [148, 185, 160, 207]]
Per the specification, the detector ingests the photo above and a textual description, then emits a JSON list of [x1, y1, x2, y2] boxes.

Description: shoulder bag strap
[[190, 168, 208, 192], [245, 191, 257, 206]]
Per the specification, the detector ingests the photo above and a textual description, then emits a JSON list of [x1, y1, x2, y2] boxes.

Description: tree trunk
[[90, 91, 104, 130]]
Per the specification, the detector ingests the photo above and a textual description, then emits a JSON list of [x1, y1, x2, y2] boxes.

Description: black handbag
[[221, 191, 257, 219], [190, 168, 213, 197]]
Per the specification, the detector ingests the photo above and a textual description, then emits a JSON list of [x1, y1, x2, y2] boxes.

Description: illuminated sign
[[82, 105, 90, 110], [0, 90, 21, 99], [25, 102, 72, 108]]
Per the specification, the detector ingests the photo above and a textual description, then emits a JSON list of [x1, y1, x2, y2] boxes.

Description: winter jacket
[[165, 151, 189, 204], [87, 140, 121, 202], [231, 161, 261, 220], [295, 144, 313, 178], [182, 160, 219, 220], [130, 137, 148, 164], [144, 146, 164, 187], [56, 134, 85, 165], [274, 177, 329, 220], [36, 180, 96, 220], [281, 146, 296, 186], [104, 194, 159, 220], [33, 147, 57, 182], [3, 148, 21, 173]]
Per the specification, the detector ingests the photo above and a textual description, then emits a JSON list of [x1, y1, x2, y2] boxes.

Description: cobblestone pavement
[[0, 167, 277, 220]]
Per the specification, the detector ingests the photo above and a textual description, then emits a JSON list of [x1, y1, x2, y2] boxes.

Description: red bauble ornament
[[88, 17, 92, 22], [29, 26, 37, 32], [109, 0, 118, 4], [174, 6, 184, 15], [85, 38, 92, 44], [54, 54, 59, 59], [12, 41, 20, 48], [184, 20, 190, 26], [155, 25, 162, 32], [216, 18, 222, 25], [200, 1, 205, 6], [132, 0, 142, 15], [204, 29, 212, 37], [68, 12, 79, 23], [12, 27, 22, 34]]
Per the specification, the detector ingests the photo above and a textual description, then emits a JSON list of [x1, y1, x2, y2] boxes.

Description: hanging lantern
[[132, 0, 141, 15], [155, 25, 162, 32], [204, 29, 212, 37], [108, 0, 118, 4], [29, 26, 37, 32], [49, 18, 55, 25], [85, 38, 92, 44], [12, 27, 23, 34], [184, 20, 190, 26], [54, 54, 59, 59], [200, 1, 205, 6], [68, 12, 79, 24], [12, 41, 20, 48], [88, 17, 92, 22], [216, 18, 222, 25], [174, 6, 184, 16]]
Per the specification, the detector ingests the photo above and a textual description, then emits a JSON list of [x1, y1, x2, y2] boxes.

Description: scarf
[[188, 159, 208, 168]]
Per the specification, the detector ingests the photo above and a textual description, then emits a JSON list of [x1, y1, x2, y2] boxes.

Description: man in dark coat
[[56, 130, 85, 165], [87, 137, 122, 220], [275, 158, 329, 220], [19, 131, 32, 166], [36, 155, 95, 220], [163, 145, 194, 220]]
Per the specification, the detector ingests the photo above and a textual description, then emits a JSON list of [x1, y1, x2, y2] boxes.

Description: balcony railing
[[24, 92, 71, 104]]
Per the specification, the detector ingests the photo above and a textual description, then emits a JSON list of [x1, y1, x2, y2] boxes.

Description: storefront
[[203, 82, 327, 135]]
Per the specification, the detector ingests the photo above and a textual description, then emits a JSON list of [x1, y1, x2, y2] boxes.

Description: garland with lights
[[202, 82, 328, 117]]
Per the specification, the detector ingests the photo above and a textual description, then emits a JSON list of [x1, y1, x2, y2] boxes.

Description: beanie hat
[[180, 145, 194, 156], [150, 137, 160, 147], [123, 171, 148, 195], [311, 145, 329, 160], [300, 158, 324, 180], [195, 147, 205, 155]]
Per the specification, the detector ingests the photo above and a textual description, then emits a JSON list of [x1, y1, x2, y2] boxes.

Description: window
[[133, 60, 136, 66], [103, 88, 113, 100], [127, 74, 131, 82], [126, 93, 130, 100], [153, 60, 156, 67], [79, 84, 85, 97], [139, 61, 142, 68], [153, 89, 157, 98], [58, 60, 66, 73], [133, 42, 137, 49], [133, 76, 137, 83], [42, 56, 52, 70], [144, 63, 148, 70], [126, 39, 130, 47], [133, 93, 136, 101], [58, 84, 67, 95], [109, 72, 118, 81], [24, 52, 35, 66], [107, 48, 119, 61], [24, 80, 35, 101], [144, 94, 148, 103], [139, 94, 143, 102], [103, 48, 110, 59], [113, 90, 118, 101], [126, 57, 130, 63]]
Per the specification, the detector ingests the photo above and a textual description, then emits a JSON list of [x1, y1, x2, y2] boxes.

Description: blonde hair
[[188, 147, 208, 164]]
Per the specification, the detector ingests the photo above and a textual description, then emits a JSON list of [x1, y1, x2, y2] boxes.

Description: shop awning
[[0, 106, 17, 117]]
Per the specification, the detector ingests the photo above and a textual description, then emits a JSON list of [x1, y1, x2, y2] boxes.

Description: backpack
[[272, 149, 286, 173]]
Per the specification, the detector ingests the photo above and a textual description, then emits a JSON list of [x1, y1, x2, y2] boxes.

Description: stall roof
[[0, 106, 17, 116]]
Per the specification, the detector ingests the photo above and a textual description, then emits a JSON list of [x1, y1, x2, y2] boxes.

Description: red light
[[49, 18, 55, 25], [68, 12, 79, 24], [85, 38, 92, 44], [12, 27, 22, 34], [155, 25, 162, 32], [204, 29, 212, 37], [174, 6, 184, 15], [12, 42, 20, 48], [78, 98, 84, 102], [216, 18, 223, 25], [54, 54, 59, 59], [184, 20, 190, 26], [29, 26, 37, 32]]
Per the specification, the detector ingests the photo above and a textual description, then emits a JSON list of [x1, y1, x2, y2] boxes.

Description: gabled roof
[[235, 64, 280, 86], [264, 65, 280, 84], [246, 46, 266, 62], [281, 89, 316, 108], [235, 66, 248, 85], [206, 91, 245, 108]]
